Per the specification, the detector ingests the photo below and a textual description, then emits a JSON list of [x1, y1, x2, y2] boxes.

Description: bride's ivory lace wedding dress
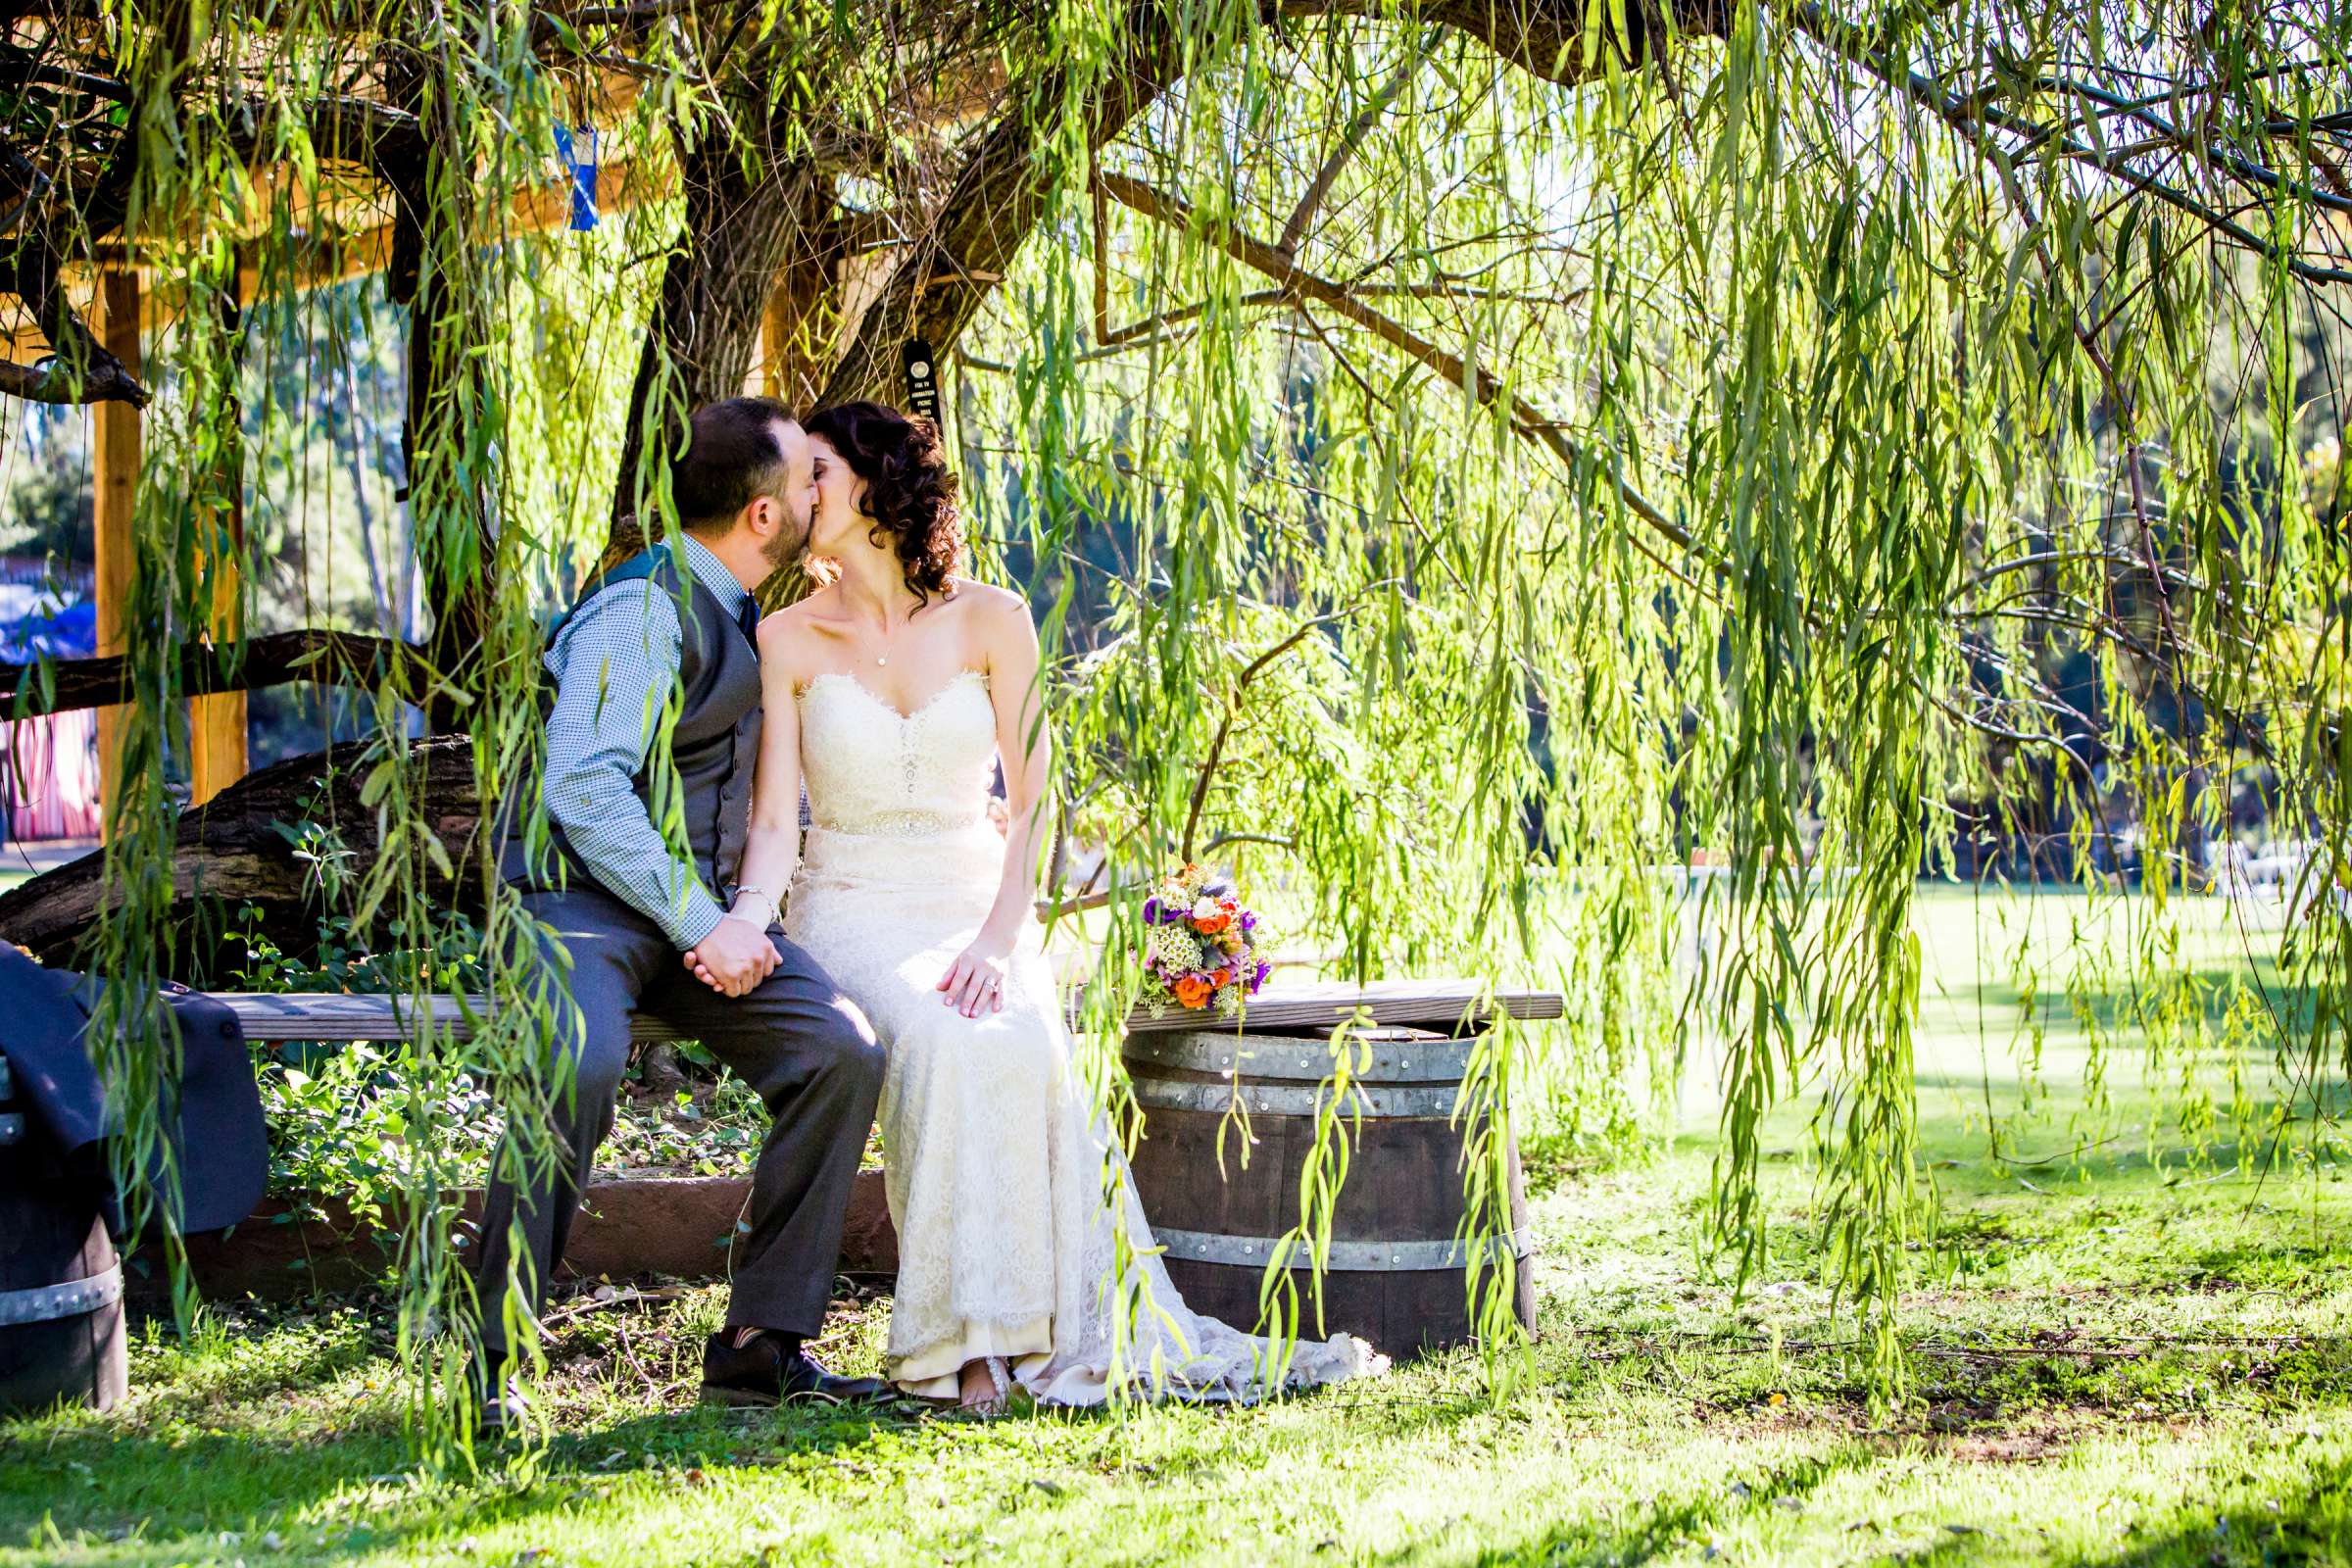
[[783, 667, 1381, 1403]]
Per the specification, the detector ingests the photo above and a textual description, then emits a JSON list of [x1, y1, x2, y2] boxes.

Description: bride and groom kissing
[[475, 396, 1380, 1427]]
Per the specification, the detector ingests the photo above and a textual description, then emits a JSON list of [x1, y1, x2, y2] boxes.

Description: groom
[[479, 396, 887, 1423]]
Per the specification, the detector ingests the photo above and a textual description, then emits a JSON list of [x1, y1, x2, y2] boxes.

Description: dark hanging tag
[[901, 339, 942, 426]]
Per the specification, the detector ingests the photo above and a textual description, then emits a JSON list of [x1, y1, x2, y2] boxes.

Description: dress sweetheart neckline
[[799, 666, 988, 722]]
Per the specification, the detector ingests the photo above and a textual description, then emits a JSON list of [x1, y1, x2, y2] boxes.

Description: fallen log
[[0, 735, 480, 964]]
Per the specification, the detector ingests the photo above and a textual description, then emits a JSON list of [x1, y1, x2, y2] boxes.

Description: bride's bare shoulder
[[763, 586, 846, 632], [756, 587, 841, 670], [949, 580, 1029, 621], [951, 582, 1039, 675]]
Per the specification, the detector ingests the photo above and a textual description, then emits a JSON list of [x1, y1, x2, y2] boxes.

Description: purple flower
[[1142, 897, 1160, 923], [1251, 960, 1270, 989], [1240, 911, 1258, 932]]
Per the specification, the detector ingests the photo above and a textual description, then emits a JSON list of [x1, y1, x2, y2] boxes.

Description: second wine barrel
[[1123, 1025, 1536, 1359], [0, 1054, 128, 1416]]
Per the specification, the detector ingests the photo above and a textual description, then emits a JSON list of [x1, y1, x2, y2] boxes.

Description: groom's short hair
[[673, 396, 798, 536]]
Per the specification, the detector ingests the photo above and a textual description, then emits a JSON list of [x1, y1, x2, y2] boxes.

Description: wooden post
[[188, 278, 248, 806], [91, 270, 140, 840]]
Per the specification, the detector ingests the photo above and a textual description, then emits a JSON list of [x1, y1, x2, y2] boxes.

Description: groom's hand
[[684, 916, 780, 998]]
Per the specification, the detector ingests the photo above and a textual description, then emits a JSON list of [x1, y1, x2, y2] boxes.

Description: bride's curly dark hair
[[804, 400, 962, 609]]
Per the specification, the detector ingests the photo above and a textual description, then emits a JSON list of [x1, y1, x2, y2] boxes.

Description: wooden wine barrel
[[0, 1055, 127, 1416], [1123, 1025, 1537, 1359]]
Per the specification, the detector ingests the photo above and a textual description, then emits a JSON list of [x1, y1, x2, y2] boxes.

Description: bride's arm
[[691, 616, 806, 996], [737, 616, 807, 918], [938, 593, 1050, 1017]]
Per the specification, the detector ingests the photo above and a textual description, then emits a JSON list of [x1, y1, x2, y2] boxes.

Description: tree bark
[[606, 119, 843, 552], [0, 737, 478, 964]]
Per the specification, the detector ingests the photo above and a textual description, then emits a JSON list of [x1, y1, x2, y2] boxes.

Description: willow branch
[[1099, 171, 1705, 570], [1788, 2, 2352, 287], [0, 50, 130, 104], [0, 252, 148, 407], [2054, 74, 2352, 219], [825, 0, 1726, 402], [1277, 53, 1416, 256], [1179, 583, 1399, 858]]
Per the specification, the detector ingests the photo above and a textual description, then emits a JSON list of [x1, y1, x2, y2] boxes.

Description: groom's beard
[[763, 509, 812, 570]]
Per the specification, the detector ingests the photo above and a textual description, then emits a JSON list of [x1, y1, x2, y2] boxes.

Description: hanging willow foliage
[[7, 0, 2346, 1444]]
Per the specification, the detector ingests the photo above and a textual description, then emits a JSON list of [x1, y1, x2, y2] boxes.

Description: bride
[[686, 400, 1380, 1412]]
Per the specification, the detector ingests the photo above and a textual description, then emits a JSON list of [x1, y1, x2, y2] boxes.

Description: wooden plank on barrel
[[210, 977, 1563, 1044], [1114, 978, 1565, 1037]]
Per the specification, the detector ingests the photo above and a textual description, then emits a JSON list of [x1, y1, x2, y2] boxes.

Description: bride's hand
[[937, 939, 1011, 1017]]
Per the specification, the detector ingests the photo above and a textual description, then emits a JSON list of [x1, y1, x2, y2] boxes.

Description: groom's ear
[[739, 493, 778, 539]]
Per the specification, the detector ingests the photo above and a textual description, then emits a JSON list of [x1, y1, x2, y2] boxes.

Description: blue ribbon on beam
[[554, 124, 599, 232]]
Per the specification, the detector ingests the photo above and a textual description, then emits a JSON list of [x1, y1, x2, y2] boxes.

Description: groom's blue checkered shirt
[[542, 532, 754, 950]]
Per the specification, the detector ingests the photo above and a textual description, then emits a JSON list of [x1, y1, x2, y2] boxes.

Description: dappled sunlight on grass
[[4, 889, 2349, 1565]]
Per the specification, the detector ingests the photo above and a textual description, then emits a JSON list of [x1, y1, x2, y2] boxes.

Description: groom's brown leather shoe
[[700, 1329, 892, 1407]]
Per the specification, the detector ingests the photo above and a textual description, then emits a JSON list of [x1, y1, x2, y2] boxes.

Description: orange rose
[[1211, 967, 1233, 987], [1173, 975, 1210, 1007], [1196, 911, 1231, 934]]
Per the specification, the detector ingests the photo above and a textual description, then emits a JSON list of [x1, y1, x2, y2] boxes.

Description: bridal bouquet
[[1139, 862, 1271, 1015]]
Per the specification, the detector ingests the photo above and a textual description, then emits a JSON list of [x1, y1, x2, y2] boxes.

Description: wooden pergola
[[12, 148, 840, 830]]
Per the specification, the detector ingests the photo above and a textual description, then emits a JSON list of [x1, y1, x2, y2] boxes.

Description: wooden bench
[[212, 978, 1565, 1045], [167, 979, 1564, 1308]]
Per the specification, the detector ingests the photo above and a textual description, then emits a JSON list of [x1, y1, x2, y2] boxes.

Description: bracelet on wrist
[[728, 886, 781, 927]]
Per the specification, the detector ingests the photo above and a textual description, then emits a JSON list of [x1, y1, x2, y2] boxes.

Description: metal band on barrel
[[0, 1263, 124, 1327], [1123, 1031, 1480, 1084], [1126, 1077, 1465, 1118], [1152, 1226, 1534, 1272]]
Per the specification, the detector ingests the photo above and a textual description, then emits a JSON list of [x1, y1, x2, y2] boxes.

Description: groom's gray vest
[[500, 543, 763, 911]]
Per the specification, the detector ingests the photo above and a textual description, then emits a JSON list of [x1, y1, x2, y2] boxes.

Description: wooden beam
[[239, 156, 668, 304], [0, 628, 422, 712], [5, 158, 670, 363], [188, 278, 247, 806], [91, 270, 139, 840]]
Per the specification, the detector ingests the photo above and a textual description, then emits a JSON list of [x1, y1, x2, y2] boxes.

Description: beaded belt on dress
[[811, 810, 984, 839]]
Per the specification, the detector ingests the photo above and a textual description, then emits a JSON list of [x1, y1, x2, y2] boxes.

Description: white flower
[[1147, 925, 1203, 971]]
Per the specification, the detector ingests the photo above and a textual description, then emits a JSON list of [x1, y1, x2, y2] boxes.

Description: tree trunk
[[606, 118, 843, 556]]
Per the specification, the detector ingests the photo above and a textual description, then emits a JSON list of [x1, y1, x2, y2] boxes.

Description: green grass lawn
[[4, 887, 2350, 1567]]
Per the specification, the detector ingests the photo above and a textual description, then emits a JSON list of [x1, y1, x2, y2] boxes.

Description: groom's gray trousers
[[473, 881, 884, 1352]]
